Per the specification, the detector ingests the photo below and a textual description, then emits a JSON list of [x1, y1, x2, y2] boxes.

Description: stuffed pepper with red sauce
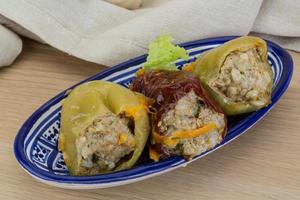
[[131, 70, 227, 160]]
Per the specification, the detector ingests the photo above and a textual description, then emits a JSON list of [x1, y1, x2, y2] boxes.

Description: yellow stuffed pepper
[[193, 36, 273, 115], [58, 81, 150, 175]]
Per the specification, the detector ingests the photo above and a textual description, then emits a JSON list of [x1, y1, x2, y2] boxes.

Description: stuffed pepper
[[58, 81, 150, 175], [131, 70, 227, 160], [192, 36, 273, 115]]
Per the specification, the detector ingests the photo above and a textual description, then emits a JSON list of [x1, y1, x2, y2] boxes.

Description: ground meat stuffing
[[76, 112, 135, 174], [158, 90, 225, 158], [211, 48, 272, 106]]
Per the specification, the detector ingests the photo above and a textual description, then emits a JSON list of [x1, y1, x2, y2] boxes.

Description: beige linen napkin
[[0, 24, 22, 67], [0, 0, 299, 67]]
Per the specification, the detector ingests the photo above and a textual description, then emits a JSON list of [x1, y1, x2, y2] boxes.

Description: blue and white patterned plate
[[14, 36, 293, 189]]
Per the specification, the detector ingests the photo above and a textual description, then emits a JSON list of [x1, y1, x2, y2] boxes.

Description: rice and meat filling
[[76, 112, 135, 174], [211, 48, 272, 106], [157, 90, 225, 158]]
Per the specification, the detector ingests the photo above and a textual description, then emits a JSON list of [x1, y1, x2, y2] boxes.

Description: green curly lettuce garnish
[[143, 34, 189, 71]]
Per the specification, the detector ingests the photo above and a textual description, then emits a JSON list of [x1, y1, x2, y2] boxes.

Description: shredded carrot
[[148, 145, 160, 162], [152, 122, 217, 148], [136, 68, 145, 76], [182, 62, 196, 72], [152, 131, 178, 147], [124, 96, 149, 119], [118, 133, 128, 145], [170, 122, 217, 139], [124, 104, 145, 118]]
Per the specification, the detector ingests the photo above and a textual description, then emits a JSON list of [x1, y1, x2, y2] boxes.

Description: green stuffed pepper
[[193, 36, 273, 115], [58, 81, 150, 175]]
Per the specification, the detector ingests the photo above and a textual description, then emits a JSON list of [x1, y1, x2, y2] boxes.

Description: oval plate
[[14, 36, 293, 189]]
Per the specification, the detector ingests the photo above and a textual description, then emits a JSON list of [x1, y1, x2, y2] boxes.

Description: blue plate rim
[[14, 36, 294, 185]]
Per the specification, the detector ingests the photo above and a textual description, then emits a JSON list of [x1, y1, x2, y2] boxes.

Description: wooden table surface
[[0, 39, 299, 200]]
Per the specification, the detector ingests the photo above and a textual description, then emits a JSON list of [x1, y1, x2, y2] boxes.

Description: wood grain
[[0, 39, 299, 200]]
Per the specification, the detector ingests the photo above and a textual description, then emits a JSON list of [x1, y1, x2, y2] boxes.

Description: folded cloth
[[0, 0, 299, 68], [0, 24, 22, 67]]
